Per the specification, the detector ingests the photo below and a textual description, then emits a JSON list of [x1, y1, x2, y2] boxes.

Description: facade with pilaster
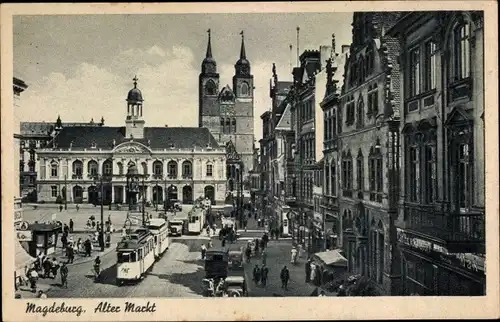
[[35, 78, 227, 206], [388, 11, 485, 296]]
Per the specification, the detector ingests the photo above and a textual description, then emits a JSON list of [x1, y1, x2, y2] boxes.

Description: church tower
[[199, 29, 220, 134], [125, 76, 145, 139], [232, 31, 255, 177]]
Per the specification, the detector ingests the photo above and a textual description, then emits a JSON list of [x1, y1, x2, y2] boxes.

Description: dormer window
[[91, 142, 97, 149]]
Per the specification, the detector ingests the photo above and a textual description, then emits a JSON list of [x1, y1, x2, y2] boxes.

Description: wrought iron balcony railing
[[401, 203, 485, 253]]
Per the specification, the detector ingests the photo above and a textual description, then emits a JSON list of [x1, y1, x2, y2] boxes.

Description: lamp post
[[155, 178, 159, 212], [92, 174, 106, 252], [64, 174, 67, 210]]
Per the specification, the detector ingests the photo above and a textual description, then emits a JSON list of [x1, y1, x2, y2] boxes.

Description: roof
[[225, 276, 245, 282], [275, 103, 292, 131], [147, 218, 167, 228], [275, 81, 293, 95], [314, 249, 348, 267], [50, 126, 220, 150]]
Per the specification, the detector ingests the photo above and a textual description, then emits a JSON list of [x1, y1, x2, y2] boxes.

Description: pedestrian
[[51, 258, 60, 279], [42, 257, 52, 278], [254, 239, 259, 256], [63, 224, 69, 235], [290, 247, 298, 264], [67, 245, 75, 264], [69, 219, 74, 233], [245, 246, 251, 263], [201, 244, 207, 260], [221, 236, 226, 248], [29, 268, 38, 293], [91, 220, 96, 230], [60, 263, 68, 288], [261, 249, 267, 266], [261, 265, 269, 286], [305, 259, 311, 283], [59, 205, 63, 212], [280, 265, 290, 290], [86, 219, 91, 230], [76, 238, 83, 254], [76, 204, 80, 212], [84, 238, 92, 257], [310, 262, 316, 285], [61, 233, 67, 250], [252, 264, 261, 285]]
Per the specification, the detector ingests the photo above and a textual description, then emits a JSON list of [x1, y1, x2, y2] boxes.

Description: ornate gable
[[112, 141, 152, 154], [225, 140, 240, 162], [444, 106, 473, 127]]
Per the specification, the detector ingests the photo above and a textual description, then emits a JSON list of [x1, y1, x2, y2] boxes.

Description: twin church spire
[[201, 29, 251, 76]]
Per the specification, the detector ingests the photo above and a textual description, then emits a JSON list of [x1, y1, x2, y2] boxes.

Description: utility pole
[[99, 176, 104, 251], [142, 176, 146, 227], [155, 178, 159, 212]]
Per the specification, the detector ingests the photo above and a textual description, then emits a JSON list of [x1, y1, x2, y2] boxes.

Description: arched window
[[240, 82, 249, 96], [102, 159, 113, 175], [141, 162, 148, 175], [226, 118, 231, 133], [452, 21, 470, 81], [167, 161, 178, 178], [50, 161, 58, 178], [72, 160, 83, 178], [182, 160, 192, 178], [153, 160, 163, 176], [117, 162, 124, 175], [205, 80, 216, 95], [232, 118, 237, 133], [88, 160, 98, 176]]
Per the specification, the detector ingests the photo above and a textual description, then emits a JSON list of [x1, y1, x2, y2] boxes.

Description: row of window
[[47, 160, 214, 178], [220, 117, 237, 134], [341, 149, 384, 201], [407, 22, 471, 104], [297, 99, 314, 124]]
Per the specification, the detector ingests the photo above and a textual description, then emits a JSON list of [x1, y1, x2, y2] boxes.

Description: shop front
[[397, 228, 485, 296]]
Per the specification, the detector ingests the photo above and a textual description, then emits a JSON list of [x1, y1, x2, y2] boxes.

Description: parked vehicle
[[228, 246, 244, 270], [223, 276, 248, 297], [204, 248, 229, 279], [168, 220, 183, 237]]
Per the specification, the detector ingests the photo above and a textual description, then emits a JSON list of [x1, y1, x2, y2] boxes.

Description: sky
[[14, 13, 353, 140]]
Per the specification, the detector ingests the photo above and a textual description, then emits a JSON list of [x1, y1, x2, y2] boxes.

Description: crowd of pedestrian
[[18, 252, 70, 295]]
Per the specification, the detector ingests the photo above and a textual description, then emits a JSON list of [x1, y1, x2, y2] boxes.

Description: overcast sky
[[14, 13, 353, 140]]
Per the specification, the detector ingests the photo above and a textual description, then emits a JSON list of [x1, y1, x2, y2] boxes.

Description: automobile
[[205, 248, 229, 279], [223, 276, 248, 297], [228, 246, 244, 270], [168, 220, 183, 236]]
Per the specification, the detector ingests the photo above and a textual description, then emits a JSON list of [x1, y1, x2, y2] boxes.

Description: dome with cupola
[[127, 76, 143, 102]]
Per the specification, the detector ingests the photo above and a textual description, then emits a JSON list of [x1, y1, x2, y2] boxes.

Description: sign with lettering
[[16, 221, 30, 231], [17, 230, 32, 242], [397, 228, 485, 274]]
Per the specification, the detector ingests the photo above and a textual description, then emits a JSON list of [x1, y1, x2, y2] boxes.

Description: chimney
[[342, 45, 350, 54]]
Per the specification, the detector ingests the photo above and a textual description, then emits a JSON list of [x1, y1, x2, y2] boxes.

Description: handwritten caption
[[25, 301, 157, 317]]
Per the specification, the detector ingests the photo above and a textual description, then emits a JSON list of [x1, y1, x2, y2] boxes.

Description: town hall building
[[35, 77, 227, 205]]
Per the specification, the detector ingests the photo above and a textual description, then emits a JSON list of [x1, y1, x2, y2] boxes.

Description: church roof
[[49, 126, 220, 150]]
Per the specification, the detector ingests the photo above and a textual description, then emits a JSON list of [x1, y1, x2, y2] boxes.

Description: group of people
[[252, 264, 270, 286], [22, 253, 69, 293]]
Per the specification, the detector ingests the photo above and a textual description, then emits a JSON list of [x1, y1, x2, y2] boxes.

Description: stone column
[[111, 185, 115, 203], [122, 186, 126, 203]]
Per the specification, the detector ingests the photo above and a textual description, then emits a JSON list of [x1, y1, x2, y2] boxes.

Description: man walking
[[60, 263, 68, 288], [261, 265, 269, 287], [69, 219, 74, 233], [280, 265, 290, 290], [252, 264, 261, 285]]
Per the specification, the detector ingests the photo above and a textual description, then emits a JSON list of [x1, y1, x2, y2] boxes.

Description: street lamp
[[64, 174, 67, 210], [92, 174, 108, 252]]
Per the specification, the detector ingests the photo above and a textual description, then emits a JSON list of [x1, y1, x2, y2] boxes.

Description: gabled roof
[[49, 126, 219, 150], [219, 85, 235, 102], [275, 103, 292, 131]]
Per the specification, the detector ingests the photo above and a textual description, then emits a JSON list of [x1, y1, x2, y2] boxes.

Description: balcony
[[400, 203, 485, 253], [72, 174, 83, 180], [152, 174, 164, 180]]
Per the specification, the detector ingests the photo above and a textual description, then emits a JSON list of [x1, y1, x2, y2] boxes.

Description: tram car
[[188, 208, 206, 234], [116, 228, 156, 285], [146, 218, 170, 260]]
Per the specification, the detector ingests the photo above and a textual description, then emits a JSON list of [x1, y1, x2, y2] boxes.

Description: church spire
[[206, 29, 212, 58], [239, 30, 246, 59]]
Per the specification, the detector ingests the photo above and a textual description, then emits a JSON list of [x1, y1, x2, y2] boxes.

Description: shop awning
[[15, 237, 34, 274], [314, 249, 348, 267]]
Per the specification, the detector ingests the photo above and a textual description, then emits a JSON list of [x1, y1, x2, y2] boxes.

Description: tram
[[116, 228, 155, 285], [147, 218, 170, 260]]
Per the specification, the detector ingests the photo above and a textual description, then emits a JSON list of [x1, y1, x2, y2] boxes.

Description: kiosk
[[27, 223, 62, 257]]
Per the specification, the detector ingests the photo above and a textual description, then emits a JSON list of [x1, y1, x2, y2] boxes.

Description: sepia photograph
[[2, 2, 498, 321]]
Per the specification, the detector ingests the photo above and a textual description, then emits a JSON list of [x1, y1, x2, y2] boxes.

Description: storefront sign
[[14, 210, 23, 223], [398, 228, 485, 274], [397, 229, 433, 252], [17, 230, 32, 242]]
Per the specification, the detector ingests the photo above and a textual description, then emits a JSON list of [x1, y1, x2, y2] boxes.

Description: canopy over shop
[[310, 249, 349, 287]]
